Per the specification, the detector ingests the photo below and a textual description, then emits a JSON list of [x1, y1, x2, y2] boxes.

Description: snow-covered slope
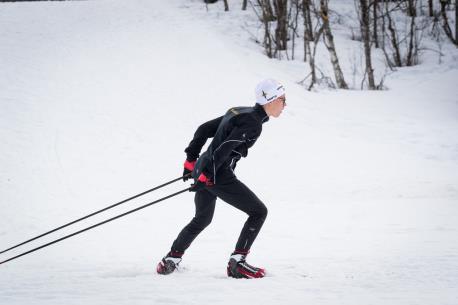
[[1, 1, 457, 304]]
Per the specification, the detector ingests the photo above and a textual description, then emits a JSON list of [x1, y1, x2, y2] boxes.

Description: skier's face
[[270, 95, 286, 118]]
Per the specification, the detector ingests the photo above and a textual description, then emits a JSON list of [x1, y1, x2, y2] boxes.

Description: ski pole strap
[[0, 175, 187, 255], [0, 187, 191, 266]]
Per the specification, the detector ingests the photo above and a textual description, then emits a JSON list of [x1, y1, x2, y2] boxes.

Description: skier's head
[[255, 79, 286, 118]]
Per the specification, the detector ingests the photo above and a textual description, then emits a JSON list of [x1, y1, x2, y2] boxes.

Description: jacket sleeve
[[203, 118, 256, 179], [184, 116, 223, 161]]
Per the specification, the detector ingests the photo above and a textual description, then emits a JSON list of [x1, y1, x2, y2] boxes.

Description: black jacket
[[185, 104, 269, 184]]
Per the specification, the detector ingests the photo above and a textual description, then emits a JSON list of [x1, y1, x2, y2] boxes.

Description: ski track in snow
[[1, 0, 457, 304]]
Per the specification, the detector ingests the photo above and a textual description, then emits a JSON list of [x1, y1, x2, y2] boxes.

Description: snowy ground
[[1, 0, 457, 304]]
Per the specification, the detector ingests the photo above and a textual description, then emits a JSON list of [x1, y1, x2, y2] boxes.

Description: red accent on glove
[[197, 173, 214, 186], [184, 160, 196, 171], [198, 173, 209, 183]]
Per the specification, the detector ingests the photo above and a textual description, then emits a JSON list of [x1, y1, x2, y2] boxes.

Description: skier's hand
[[183, 160, 196, 181], [189, 173, 213, 192]]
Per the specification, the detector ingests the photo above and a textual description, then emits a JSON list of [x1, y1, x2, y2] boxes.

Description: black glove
[[183, 160, 196, 182]]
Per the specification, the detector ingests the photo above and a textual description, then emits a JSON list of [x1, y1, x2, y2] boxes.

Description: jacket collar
[[254, 104, 269, 123]]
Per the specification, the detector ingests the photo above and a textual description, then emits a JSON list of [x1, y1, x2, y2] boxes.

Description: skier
[[157, 79, 286, 279]]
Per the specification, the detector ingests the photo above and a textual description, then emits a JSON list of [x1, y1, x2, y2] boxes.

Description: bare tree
[[405, 0, 417, 66], [256, 0, 294, 58], [302, 0, 320, 88], [379, 2, 394, 69], [264, 0, 276, 21], [242, 0, 248, 10], [439, 0, 457, 45], [257, 0, 275, 57], [384, 1, 402, 67], [358, 0, 376, 89], [290, 0, 302, 60], [274, 0, 289, 55], [428, 0, 433, 17], [303, 0, 314, 62], [320, 0, 349, 89], [373, 0, 379, 48], [223, 0, 229, 11], [255, 0, 276, 21], [406, 0, 416, 17], [301, 24, 326, 90]]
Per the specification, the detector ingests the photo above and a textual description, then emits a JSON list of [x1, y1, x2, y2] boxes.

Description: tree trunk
[[274, 0, 288, 53], [259, 0, 275, 21], [302, 0, 314, 62], [407, 0, 416, 17], [305, 0, 314, 85], [265, 0, 275, 21], [440, 0, 457, 45], [302, 0, 325, 90], [242, 0, 248, 10], [223, 0, 229, 11], [303, 0, 313, 62], [406, 12, 416, 66], [320, 0, 349, 89], [291, 0, 301, 60], [373, 0, 379, 48], [306, 25, 325, 90], [257, 0, 274, 57], [428, 0, 433, 17], [385, 1, 402, 66], [379, 6, 396, 69], [359, 0, 376, 89]]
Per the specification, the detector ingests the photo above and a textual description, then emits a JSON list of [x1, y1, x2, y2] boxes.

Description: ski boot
[[156, 251, 182, 275], [226, 252, 265, 279]]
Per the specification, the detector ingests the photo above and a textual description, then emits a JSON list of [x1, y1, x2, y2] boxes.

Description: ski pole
[[0, 174, 190, 255], [0, 187, 191, 266]]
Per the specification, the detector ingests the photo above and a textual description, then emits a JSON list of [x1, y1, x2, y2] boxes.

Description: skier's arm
[[184, 116, 223, 161]]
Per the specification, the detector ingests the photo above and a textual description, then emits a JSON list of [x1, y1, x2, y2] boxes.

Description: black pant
[[171, 169, 267, 254]]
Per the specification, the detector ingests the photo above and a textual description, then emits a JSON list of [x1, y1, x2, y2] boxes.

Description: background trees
[[212, 0, 457, 91]]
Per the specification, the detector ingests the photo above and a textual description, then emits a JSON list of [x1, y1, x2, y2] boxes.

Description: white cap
[[255, 79, 285, 105]]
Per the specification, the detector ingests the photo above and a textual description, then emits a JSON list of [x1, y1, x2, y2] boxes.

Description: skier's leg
[[157, 189, 216, 275], [209, 179, 267, 253], [209, 178, 267, 278], [171, 189, 216, 253]]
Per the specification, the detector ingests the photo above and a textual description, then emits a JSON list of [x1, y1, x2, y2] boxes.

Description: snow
[[1, 0, 457, 304]]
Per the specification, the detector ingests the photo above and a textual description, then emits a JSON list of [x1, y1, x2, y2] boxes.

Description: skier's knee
[[250, 204, 268, 222], [191, 214, 213, 231], [200, 216, 213, 229], [259, 205, 268, 221]]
